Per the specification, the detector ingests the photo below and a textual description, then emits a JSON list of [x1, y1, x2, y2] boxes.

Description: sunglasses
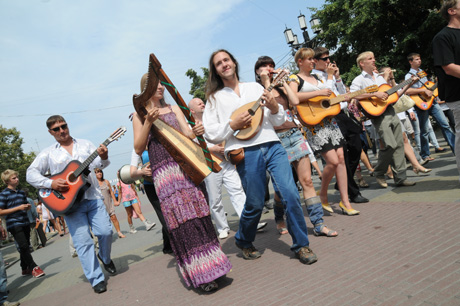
[[51, 124, 68, 132], [318, 57, 330, 61]]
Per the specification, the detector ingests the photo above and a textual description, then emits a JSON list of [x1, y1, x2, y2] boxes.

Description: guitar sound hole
[[68, 173, 77, 183], [321, 100, 331, 109]]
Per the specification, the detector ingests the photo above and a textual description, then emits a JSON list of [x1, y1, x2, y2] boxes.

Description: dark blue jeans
[[235, 142, 310, 252]]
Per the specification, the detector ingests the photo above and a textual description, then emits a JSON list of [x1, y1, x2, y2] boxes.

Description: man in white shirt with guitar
[[27, 115, 119, 294], [203, 49, 317, 265]]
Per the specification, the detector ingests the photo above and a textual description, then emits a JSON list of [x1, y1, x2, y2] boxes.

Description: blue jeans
[[0, 251, 7, 304], [235, 141, 310, 252], [64, 198, 113, 287], [272, 198, 324, 232], [416, 103, 455, 159]]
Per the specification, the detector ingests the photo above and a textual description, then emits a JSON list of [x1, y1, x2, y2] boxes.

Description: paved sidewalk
[[6, 140, 460, 306]]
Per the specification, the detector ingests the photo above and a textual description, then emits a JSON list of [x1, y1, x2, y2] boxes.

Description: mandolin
[[296, 85, 378, 126], [231, 69, 289, 140], [359, 71, 423, 116], [38, 127, 126, 215]]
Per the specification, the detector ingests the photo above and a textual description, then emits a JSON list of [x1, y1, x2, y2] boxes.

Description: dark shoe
[[350, 195, 369, 203], [200, 281, 218, 292], [97, 254, 117, 275], [435, 147, 446, 153], [162, 248, 173, 254], [22, 268, 32, 276], [235, 242, 261, 260], [396, 180, 416, 187], [296, 246, 317, 265], [93, 281, 107, 294]]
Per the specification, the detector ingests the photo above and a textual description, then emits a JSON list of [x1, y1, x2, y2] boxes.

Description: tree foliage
[[310, 0, 446, 84], [0, 125, 37, 197], [185, 67, 209, 102]]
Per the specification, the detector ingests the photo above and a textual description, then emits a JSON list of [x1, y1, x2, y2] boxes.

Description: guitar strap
[[295, 74, 322, 92]]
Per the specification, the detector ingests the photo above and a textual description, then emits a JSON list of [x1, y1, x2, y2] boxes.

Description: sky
[[0, 0, 325, 182]]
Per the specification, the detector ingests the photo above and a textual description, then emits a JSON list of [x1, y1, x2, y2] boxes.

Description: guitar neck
[[74, 138, 110, 177], [329, 88, 371, 106], [386, 78, 413, 96]]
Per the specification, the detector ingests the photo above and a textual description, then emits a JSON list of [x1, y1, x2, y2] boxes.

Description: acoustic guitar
[[296, 85, 378, 126], [38, 127, 126, 216], [409, 72, 438, 110], [231, 69, 289, 140], [359, 71, 423, 116]]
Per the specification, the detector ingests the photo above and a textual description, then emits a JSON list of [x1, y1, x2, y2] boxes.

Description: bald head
[[188, 98, 206, 118]]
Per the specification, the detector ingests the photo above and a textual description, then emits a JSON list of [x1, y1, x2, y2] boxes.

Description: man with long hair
[[202, 49, 317, 265]]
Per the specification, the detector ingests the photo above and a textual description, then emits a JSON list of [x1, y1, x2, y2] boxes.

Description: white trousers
[[204, 160, 245, 234]]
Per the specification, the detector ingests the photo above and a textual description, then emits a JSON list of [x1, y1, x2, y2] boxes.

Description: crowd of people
[[0, 1, 458, 303]]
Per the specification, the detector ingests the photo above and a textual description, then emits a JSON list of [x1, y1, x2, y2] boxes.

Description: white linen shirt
[[203, 82, 286, 157], [350, 71, 387, 92], [27, 138, 109, 200]]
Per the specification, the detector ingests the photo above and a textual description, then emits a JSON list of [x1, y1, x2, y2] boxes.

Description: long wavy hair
[[205, 49, 240, 102]]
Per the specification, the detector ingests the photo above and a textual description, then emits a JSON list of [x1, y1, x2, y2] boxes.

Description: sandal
[[313, 224, 338, 237], [200, 281, 218, 292], [276, 221, 288, 235], [358, 178, 369, 188]]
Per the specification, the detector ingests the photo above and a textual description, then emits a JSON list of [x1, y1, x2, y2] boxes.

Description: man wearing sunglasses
[[312, 47, 369, 204], [27, 115, 115, 294]]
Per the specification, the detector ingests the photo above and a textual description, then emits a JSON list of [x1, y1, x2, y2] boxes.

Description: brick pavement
[[5, 142, 460, 306]]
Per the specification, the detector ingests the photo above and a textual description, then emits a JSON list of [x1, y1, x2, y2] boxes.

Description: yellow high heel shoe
[[339, 201, 360, 216], [316, 191, 333, 213]]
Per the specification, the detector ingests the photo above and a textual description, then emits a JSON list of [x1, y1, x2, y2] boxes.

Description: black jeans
[[10, 225, 37, 271], [144, 184, 171, 251]]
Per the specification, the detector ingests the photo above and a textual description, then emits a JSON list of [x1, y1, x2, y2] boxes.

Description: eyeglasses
[[318, 57, 330, 61], [51, 124, 68, 132]]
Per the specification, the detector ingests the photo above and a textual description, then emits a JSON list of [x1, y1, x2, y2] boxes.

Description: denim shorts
[[122, 198, 138, 208], [277, 128, 311, 163]]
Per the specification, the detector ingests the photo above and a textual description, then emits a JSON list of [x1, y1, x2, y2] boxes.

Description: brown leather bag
[[228, 148, 244, 165]]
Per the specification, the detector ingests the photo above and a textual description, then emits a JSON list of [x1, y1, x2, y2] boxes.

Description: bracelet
[[390, 78, 395, 80]]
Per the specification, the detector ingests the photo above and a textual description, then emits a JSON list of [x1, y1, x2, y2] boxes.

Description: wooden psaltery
[[133, 53, 221, 186]]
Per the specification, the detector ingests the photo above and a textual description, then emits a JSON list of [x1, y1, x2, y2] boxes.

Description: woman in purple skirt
[[132, 74, 232, 292]]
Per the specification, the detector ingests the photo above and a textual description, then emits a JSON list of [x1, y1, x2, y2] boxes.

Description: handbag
[[393, 95, 415, 113], [227, 148, 244, 165]]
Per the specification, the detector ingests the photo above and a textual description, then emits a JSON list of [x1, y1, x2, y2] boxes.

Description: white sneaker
[[218, 231, 229, 239], [129, 227, 137, 234], [257, 222, 268, 231], [144, 220, 156, 231]]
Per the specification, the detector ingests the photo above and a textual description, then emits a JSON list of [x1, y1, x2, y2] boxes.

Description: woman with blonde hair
[[290, 48, 359, 216]]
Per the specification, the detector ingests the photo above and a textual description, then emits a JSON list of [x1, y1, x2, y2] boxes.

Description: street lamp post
[[284, 11, 322, 56]]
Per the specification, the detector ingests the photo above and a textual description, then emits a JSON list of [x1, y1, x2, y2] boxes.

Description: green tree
[[185, 67, 209, 102], [311, 0, 445, 84], [0, 125, 37, 198]]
